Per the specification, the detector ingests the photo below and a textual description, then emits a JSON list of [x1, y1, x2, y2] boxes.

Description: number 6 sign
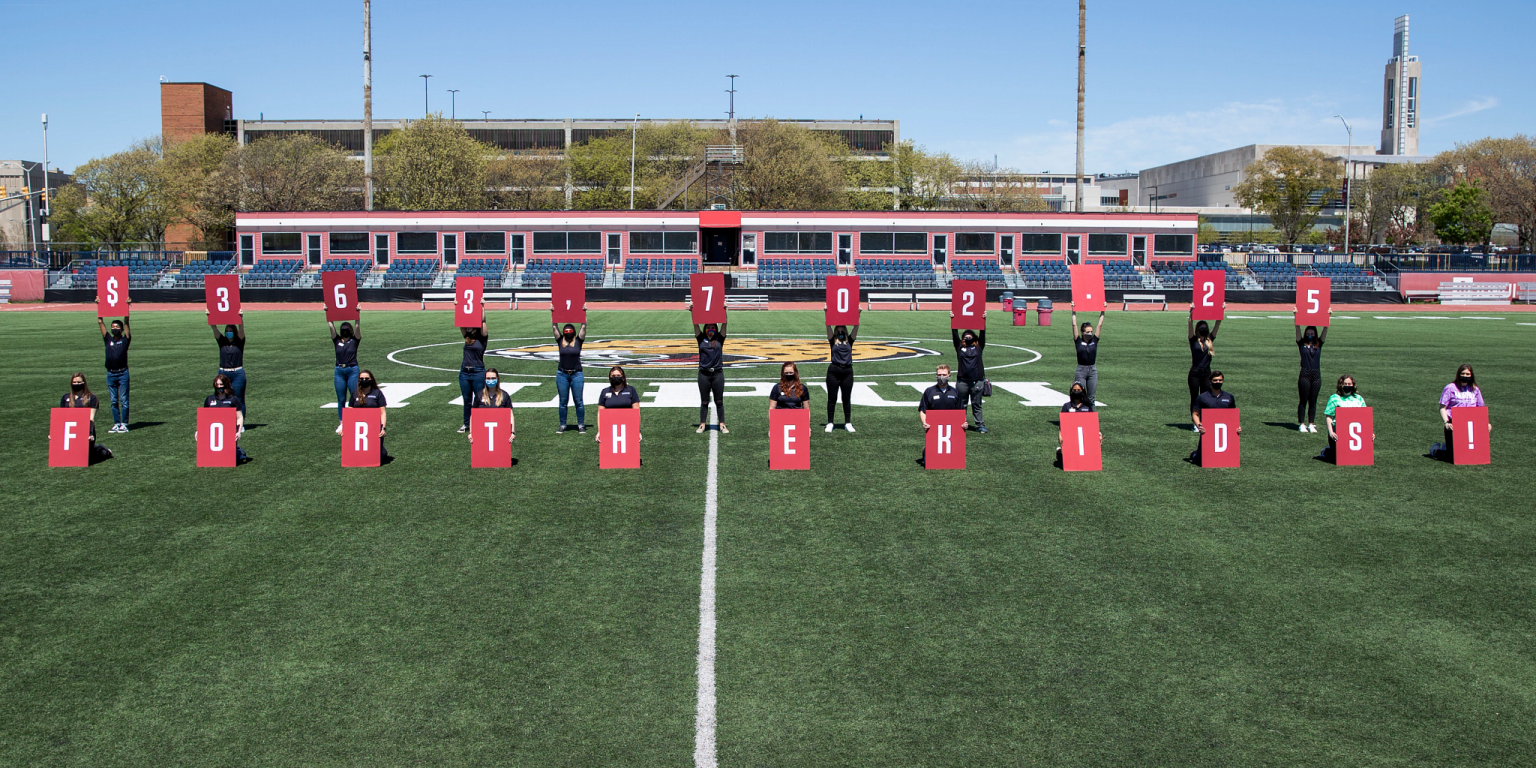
[[951, 279, 986, 329], [205, 274, 241, 325], [551, 272, 586, 323], [825, 275, 860, 326], [323, 270, 360, 321], [455, 275, 484, 327], [691, 272, 726, 324]]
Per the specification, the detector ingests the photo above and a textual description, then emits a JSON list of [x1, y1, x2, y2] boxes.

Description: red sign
[[690, 272, 727, 324], [551, 273, 587, 323], [205, 274, 241, 325], [1059, 411, 1102, 471], [950, 280, 986, 329], [1200, 408, 1241, 467], [97, 266, 129, 317], [342, 408, 382, 467], [825, 275, 860, 326], [470, 407, 513, 468], [1451, 406, 1491, 466], [455, 275, 485, 327], [49, 408, 91, 467], [1192, 269, 1225, 321], [925, 410, 967, 469], [598, 408, 641, 469], [768, 408, 811, 470], [196, 407, 240, 467], [1295, 276, 1331, 327], [323, 270, 360, 321], [1069, 264, 1106, 312], [1334, 406, 1373, 466]]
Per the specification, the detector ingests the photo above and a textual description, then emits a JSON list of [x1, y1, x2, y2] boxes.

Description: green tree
[[202, 134, 361, 229], [940, 161, 1049, 212], [1357, 162, 1434, 245], [734, 120, 847, 210], [1427, 182, 1494, 246], [1443, 136, 1536, 252], [60, 138, 170, 251], [375, 114, 492, 210], [1197, 216, 1220, 245], [1233, 146, 1341, 246], [566, 132, 633, 209], [487, 149, 568, 210], [162, 133, 238, 248]]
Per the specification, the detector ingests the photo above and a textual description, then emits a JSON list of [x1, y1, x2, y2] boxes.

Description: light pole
[[1074, 0, 1086, 214], [447, 89, 459, 120], [726, 74, 738, 143], [629, 113, 640, 210], [481, 110, 491, 121], [363, 0, 373, 211], [420, 74, 432, 116], [1335, 115, 1352, 257], [41, 113, 50, 250]]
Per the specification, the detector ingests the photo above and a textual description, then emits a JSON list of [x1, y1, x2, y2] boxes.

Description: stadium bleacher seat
[[756, 258, 838, 288], [619, 257, 698, 287], [321, 258, 374, 282], [455, 258, 509, 284], [245, 258, 304, 287], [521, 257, 608, 287], [69, 254, 177, 288], [949, 258, 1006, 287], [1017, 258, 1071, 289], [174, 255, 238, 287], [381, 258, 441, 287], [852, 258, 936, 288]]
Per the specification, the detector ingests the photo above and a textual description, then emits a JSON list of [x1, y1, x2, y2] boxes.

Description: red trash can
[[1037, 298, 1053, 326], [1012, 301, 1029, 326]]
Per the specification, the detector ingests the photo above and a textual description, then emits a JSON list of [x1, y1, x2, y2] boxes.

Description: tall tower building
[[1379, 15, 1420, 155]]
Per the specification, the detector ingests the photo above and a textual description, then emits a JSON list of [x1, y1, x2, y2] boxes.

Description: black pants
[[698, 369, 725, 424], [826, 365, 853, 423], [1297, 368, 1321, 423], [1188, 367, 1211, 414]]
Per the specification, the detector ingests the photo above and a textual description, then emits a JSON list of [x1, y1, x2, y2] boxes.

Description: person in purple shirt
[[1434, 364, 1488, 461]]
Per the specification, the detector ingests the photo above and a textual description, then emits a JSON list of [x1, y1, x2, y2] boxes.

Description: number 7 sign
[[691, 272, 726, 324], [551, 272, 586, 323], [1295, 276, 1331, 327], [323, 271, 360, 321], [455, 275, 484, 327], [951, 279, 986, 329]]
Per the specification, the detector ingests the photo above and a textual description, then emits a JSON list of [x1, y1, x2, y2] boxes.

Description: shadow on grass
[[1263, 421, 1305, 431], [125, 421, 165, 431]]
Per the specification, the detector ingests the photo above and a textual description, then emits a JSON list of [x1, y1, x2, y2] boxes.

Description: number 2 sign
[[825, 275, 860, 326], [1192, 269, 1225, 321], [951, 279, 986, 329], [323, 270, 360, 321], [691, 272, 726, 324], [455, 275, 484, 327], [205, 274, 241, 325], [551, 272, 587, 323]]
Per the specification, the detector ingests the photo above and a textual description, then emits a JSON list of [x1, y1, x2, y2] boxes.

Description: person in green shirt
[[1321, 374, 1369, 460]]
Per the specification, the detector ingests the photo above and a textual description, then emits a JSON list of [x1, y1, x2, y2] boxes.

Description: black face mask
[[1458, 375, 1472, 384], [610, 378, 624, 388], [340, 327, 353, 338], [783, 371, 797, 380], [563, 330, 575, 339], [963, 336, 976, 346], [111, 328, 123, 338], [358, 378, 373, 387], [71, 382, 84, 392], [837, 332, 847, 340], [1342, 386, 1356, 395], [1070, 390, 1084, 403], [1210, 382, 1224, 391]]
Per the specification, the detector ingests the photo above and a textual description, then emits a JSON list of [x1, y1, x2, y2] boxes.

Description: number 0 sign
[[825, 275, 860, 326], [951, 279, 986, 329], [323, 270, 360, 321], [690, 272, 726, 324], [551, 272, 587, 323]]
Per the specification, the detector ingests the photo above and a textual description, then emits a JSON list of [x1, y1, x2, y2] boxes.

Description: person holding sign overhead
[[1434, 364, 1487, 462], [1320, 374, 1368, 461], [207, 310, 247, 415], [457, 309, 489, 434], [1070, 302, 1104, 403], [823, 308, 859, 432], [202, 373, 251, 464], [552, 313, 587, 434], [60, 372, 113, 462], [95, 307, 131, 433], [1189, 370, 1239, 465], [349, 369, 390, 462], [329, 318, 361, 433], [1295, 319, 1328, 432], [1186, 304, 1224, 431], [950, 313, 988, 433], [695, 322, 729, 434]]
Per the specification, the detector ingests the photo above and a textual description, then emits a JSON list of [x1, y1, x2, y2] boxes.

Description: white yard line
[[694, 412, 720, 768]]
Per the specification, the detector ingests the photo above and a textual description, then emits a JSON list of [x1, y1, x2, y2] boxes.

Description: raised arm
[[976, 328, 986, 349], [576, 318, 587, 341], [352, 318, 362, 340], [121, 316, 131, 340], [693, 323, 704, 339], [1071, 304, 1080, 339], [552, 322, 563, 341], [1095, 310, 1105, 336], [328, 320, 337, 339], [1187, 310, 1195, 339], [848, 325, 859, 343], [1295, 324, 1304, 343], [1318, 324, 1329, 344], [951, 326, 962, 350], [209, 312, 222, 341], [235, 311, 246, 340]]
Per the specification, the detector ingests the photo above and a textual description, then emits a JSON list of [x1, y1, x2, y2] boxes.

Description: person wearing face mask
[[201, 373, 251, 464], [949, 313, 988, 433], [694, 322, 729, 434], [1187, 305, 1224, 431], [328, 318, 362, 434], [59, 372, 113, 463], [207, 309, 247, 415], [348, 369, 390, 461], [469, 368, 516, 451], [822, 312, 859, 432], [1295, 319, 1329, 432], [1070, 302, 1105, 403], [1320, 374, 1368, 461], [1434, 364, 1488, 461], [1056, 381, 1099, 465], [916, 363, 964, 467], [769, 362, 810, 410], [96, 305, 132, 433], [553, 314, 588, 434], [458, 311, 490, 434], [1189, 370, 1239, 465], [596, 366, 642, 444]]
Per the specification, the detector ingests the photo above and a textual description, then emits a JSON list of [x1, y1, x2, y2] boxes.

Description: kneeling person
[[1055, 381, 1098, 464], [202, 373, 251, 464], [916, 364, 964, 467], [1189, 370, 1238, 465]]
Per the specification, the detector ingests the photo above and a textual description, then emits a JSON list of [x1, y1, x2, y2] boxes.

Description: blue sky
[[4, 0, 1531, 174]]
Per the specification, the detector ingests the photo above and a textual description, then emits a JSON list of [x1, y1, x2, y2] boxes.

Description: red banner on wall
[[1069, 264, 1106, 312], [49, 408, 91, 467], [1192, 269, 1225, 321], [551, 273, 587, 323], [470, 407, 513, 468], [925, 410, 967, 469], [825, 275, 860, 326], [205, 274, 241, 325], [342, 408, 382, 467], [97, 266, 129, 317], [769, 407, 811, 470], [1200, 408, 1241, 467], [1059, 411, 1102, 471], [1334, 406, 1373, 466], [196, 407, 240, 467], [598, 408, 641, 469], [323, 270, 360, 321]]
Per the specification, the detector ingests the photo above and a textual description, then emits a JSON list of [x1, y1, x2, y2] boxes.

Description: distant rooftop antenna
[[726, 74, 739, 143]]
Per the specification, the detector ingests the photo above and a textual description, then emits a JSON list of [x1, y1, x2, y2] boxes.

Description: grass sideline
[[1, 308, 1533, 766]]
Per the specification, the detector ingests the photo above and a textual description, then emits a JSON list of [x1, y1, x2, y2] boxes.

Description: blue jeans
[[221, 368, 247, 414], [459, 369, 486, 427], [106, 369, 129, 424], [334, 365, 359, 420], [555, 369, 585, 427]]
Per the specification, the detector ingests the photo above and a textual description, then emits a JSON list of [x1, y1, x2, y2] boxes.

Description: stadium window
[[858, 232, 927, 254], [329, 232, 369, 253], [1088, 234, 1127, 254], [465, 232, 506, 254], [261, 232, 301, 254], [665, 231, 697, 253], [510, 233, 526, 265], [1154, 234, 1195, 254], [764, 231, 833, 254], [397, 232, 438, 254], [1101, 196, 1120, 206], [533, 231, 602, 254], [1018, 233, 1061, 253], [630, 231, 698, 253], [956, 233, 995, 254]]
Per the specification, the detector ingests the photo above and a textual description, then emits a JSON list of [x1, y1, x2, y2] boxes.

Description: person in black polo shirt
[[553, 314, 587, 434], [208, 309, 247, 415], [1055, 381, 1098, 465], [1070, 302, 1104, 403], [695, 322, 729, 434], [459, 312, 489, 434], [950, 313, 988, 433], [59, 371, 113, 463], [1187, 306, 1224, 431], [468, 367, 516, 452], [1190, 370, 1240, 465], [595, 365, 642, 444], [201, 373, 250, 464], [96, 305, 131, 433], [1294, 319, 1328, 433], [348, 369, 389, 461], [916, 363, 965, 467], [769, 362, 810, 410], [329, 318, 361, 434], [823, 311, 860, 432]]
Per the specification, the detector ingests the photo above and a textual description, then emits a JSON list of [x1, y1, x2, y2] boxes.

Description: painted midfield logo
[[488, 338, 939, 369]]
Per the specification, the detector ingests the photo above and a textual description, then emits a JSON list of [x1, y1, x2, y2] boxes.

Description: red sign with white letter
[[1451, 406, 1490, 465], [455, 275, 484, 327], [951, 280, 986, 329], [196, 407, 240, 467], [205, 274, 241, 325], [1059, 411, 1102, 471], [470, 407, 513, 468], [1069, 264, 1106, 312], [97, 266, 129, 317], [599, 408, 641, 469], [769, 408, 811, 470], [1295, 276, 1331, 327], [925, 410, 967, 469], [1200, 408, 1241, 467], [1334, 406, 1373, 466], [323, 270, 360, 321], [49, 408, 90, 467], [551, 273, 587, 323], [342, 409, 382, 467], [690, 272, 726, 324], [1192, 269, 1225, 321], [825, 275, 860, 326]]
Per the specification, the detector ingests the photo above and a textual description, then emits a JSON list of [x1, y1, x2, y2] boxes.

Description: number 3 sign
[[455, 275, 484, 327], [205, 274, 241, 325]]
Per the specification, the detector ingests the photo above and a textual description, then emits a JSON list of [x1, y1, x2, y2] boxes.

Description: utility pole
[[363, 0, 373, 211], [420, 74, 432, 116], [1336, 115, 1353, 258], [630, 113, 640, 210], [41, 113, 50, 251], [726, 74, 738, 144], [448, 89, 459, 120], [1075, 0, 1086, 213]]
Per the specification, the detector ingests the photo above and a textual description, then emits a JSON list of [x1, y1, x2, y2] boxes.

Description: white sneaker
[[825, 423, 834, 433], [1298, 424, 1308, 432], [844, 423, 856, 433], [1309, 424, 1318, 433], [457, 425, 468, 433], [336, 423, 344, 434], [1192, 424, 1200, 433]]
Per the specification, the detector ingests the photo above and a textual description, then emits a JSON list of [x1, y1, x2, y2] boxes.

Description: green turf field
[[1, 307, 1533, 766]]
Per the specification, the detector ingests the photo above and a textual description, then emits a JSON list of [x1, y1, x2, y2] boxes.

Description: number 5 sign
[[455, 275, 484, 327], [691, 272, 726, 324], [1295, 276, 1331, 327], [205, 274, 241, 325], [826, 275, 860, 326], [551, 272, 586, 323], [323, 270, 360, 321], [951, 279, 986, 329]]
